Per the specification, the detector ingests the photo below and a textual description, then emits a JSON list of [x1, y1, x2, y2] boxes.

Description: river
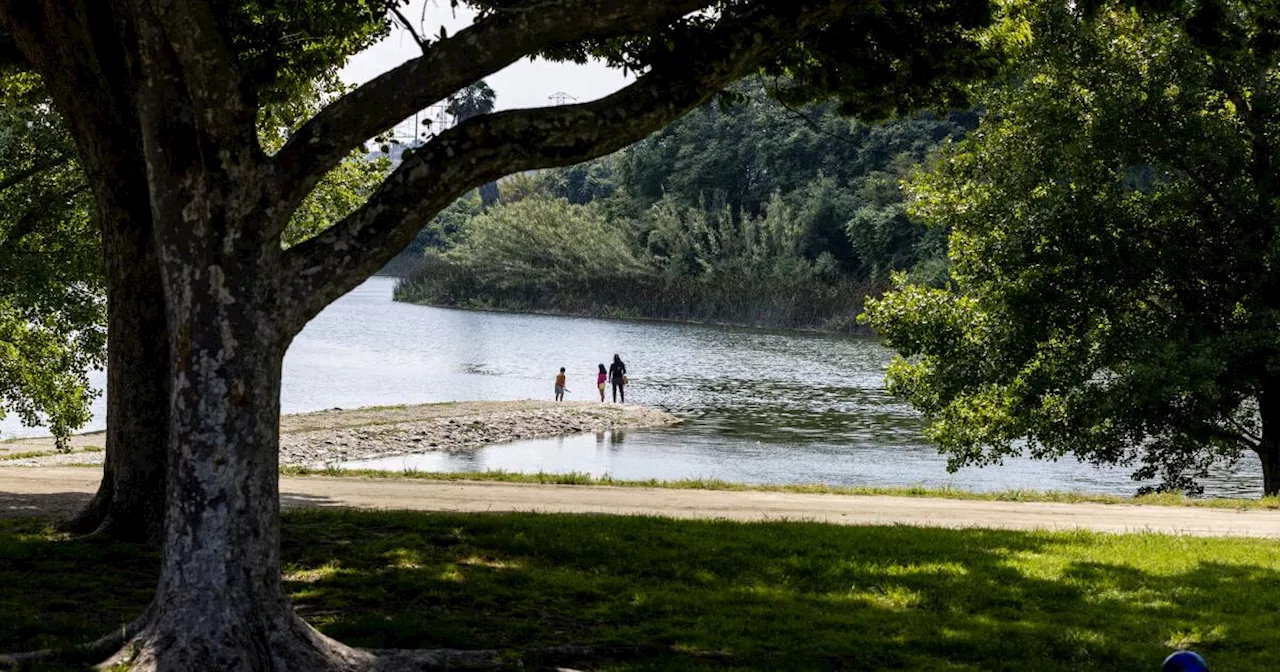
[[2, 276, 1264, 497]]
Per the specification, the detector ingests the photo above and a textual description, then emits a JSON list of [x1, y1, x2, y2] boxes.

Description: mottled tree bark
[[61, 199, 169, 541], [123, 240, 363, 669]]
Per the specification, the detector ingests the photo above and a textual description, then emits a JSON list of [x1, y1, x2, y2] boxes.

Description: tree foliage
[[443, 195, 647, 288], [0, 54, 388, 440], [0, 72, 102, 443], [611, 83, 978, 273], [396, 81, 980, 328], [864, 0, 1280, 495]]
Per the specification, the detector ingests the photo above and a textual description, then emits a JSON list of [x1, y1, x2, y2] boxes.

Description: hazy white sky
[[339, 0, 633, 113]]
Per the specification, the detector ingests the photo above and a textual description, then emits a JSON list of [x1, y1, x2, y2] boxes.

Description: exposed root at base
[[0, 614, 149, 668], [2, 620, 729, 671]]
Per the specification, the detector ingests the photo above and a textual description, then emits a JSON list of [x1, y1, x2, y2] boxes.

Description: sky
[[339, 0, 634, 117]]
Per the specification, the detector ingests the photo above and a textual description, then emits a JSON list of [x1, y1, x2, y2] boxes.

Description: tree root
[[0, 614, 149, 668], [1, 621, 728, 672]]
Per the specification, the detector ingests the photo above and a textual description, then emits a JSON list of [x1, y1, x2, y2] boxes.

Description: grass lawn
[[2, 510, 1278, 670]]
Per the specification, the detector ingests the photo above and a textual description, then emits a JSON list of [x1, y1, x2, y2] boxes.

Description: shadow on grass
[[280, 490, 343, 508], [2, 510, 1278, 670], [0, 491, 93, 523]]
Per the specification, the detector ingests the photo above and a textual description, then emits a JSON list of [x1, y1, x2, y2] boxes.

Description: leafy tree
[[0, 5, 396, 539], [643, 192, 818, 280], [406, 190, 863, 328], [864, 1, 1280, 496], [598, 82, 978, 271], [394, 190, 481, 260], [0, 0, 996, 666], [443, 194, 647, 292], [446, 80, 500, 204], [0, 72, 103, 445], [542, 153, 620, 205], [397, 88, 979, 314], [846, 151, 951, 284]]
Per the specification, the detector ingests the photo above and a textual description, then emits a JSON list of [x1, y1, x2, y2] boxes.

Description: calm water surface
[[4, 277, 1264, 497]]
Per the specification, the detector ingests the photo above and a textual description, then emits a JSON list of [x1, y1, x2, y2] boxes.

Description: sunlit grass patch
[[2, 511, 1278, 670]]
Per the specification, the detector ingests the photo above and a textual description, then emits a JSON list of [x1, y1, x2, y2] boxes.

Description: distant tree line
[[392, 82, 978, 330]]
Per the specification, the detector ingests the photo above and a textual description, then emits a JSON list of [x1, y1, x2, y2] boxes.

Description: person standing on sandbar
[[609, 354, 627, 403]]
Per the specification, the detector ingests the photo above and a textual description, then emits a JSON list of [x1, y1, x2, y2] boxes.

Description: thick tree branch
[[0, 152, 73, 193], [0, 182, 90, 251], [280, 0, 861, 333], [269, 0, 712, 219], [135, 0, 260, 155]]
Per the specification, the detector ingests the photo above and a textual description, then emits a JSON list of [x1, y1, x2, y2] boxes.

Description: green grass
[[278, 465, 1280, 510], [3, 510, 1278, 670], [0, 446, 103, 462]]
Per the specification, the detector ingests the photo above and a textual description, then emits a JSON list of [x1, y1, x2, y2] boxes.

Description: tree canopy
[[0, 70, 385, 442], [863, 0, 1280, 495], [0, 2, 391, 448]]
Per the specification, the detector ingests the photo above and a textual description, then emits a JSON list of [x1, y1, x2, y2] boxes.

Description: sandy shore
[[0, 401, 680, 467]]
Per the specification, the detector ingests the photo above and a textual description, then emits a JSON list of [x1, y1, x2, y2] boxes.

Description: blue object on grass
[[1161, 650, 1208, 672]]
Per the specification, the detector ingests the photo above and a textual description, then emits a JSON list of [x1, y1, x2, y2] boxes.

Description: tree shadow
[[0, 491, 92, 522], [279, 510, 1280, 671], [0, 517, 157, 663], [2, 509, 1277, 671], [280, 491, 343, 509]]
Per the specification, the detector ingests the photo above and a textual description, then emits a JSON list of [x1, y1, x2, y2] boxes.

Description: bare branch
[[391, 6, 429, 54], [279, 0, 861, 333], [1226, 414, 1262, 446], [269, 0, 712, 221]]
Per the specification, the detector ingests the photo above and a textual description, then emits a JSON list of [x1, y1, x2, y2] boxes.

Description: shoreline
[[390, 294, 875, 337], [0, 400, 681, 467]]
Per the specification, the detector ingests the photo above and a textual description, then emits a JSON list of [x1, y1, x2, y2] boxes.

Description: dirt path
[[3, 467, 1277, 538]]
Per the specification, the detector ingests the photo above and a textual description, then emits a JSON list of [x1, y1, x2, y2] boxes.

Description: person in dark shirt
[[608, 354, 627, 403]]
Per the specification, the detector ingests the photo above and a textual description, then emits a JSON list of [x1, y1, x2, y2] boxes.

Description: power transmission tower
[[548, 91, 577, 106]]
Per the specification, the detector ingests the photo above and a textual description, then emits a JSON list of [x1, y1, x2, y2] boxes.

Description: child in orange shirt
[[554, 367, 567, 401]]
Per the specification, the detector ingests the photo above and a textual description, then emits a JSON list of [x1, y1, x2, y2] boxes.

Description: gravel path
[[2, 467, 1278, 537], [0, 401, 679, 467]]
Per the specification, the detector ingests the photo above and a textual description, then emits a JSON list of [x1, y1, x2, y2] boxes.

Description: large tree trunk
[[4, 0, 171, 542], [1258, 375, 1280, 497], [120, 245, 365, 669], [61, 191, 170, 541]]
